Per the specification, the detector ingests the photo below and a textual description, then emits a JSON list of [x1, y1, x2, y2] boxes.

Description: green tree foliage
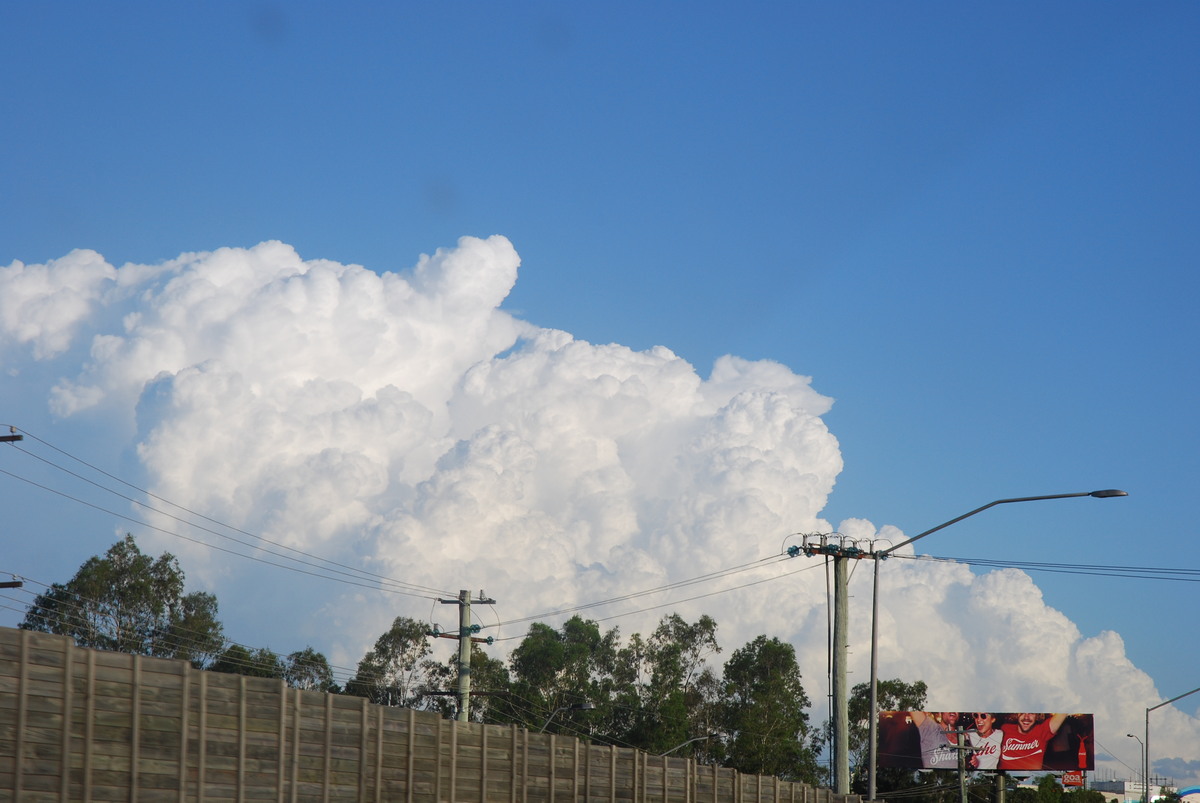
[[491, 614, 823, 776], [284, 646, 337, 692], [506, 616, 620, 735], [1009, 781, 1039, 803], [1037, 773, 1064, 803], [834, 677, 928, 794], [716, 634, 820, 783], [616, 614, 722, 757], [346, 616, 434, 707], [423, 643, 511, 721], [211, 644, 284, 678], [20, 534, 224, 667], [211, 643, 336, 689], [1063, 788, 1108, 803]]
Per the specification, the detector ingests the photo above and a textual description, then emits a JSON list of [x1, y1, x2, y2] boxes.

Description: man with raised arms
[[910, 711, 962, 769], [998, 713, 1067, 770]]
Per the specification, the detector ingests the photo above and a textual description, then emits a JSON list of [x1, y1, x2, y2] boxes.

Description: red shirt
[[999, 720, 1055, 770]]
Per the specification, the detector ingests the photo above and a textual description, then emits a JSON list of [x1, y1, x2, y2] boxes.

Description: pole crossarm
[[434, 590, 498, 722], [785, 533, 873, 561]]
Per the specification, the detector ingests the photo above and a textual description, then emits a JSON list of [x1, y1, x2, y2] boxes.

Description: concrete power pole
[[437, 590, 496, 722], [832, 555, 850, 795], [788, 535, 869, 796]]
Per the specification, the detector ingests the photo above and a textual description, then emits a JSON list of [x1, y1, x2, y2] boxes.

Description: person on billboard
[[967, 713, 1002, 769], [998, 712, 1067, 770], [909, 711, 963, 769]]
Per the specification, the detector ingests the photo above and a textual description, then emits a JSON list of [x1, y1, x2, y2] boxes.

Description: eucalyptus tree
[[345, 616, 437, 707], [423, 643, 511, 721], [505, 616, 620, 736], [20, 534, 224, 667], [617, 613, 722, 756], [211, 644, 285, 678], [840, 677, 928, 794], [284, 646, 337, 692], [717, 634, 820, 783]]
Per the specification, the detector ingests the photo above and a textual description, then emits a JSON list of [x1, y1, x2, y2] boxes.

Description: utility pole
[[957, 726, 968, 803], [788, 534, 871, 795], [436, 590, 496, 722]]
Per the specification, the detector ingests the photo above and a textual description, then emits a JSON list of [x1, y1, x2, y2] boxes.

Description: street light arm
[[1148, 685, 1200, 713], [539, 702, 595, 733], [658, 733, 719, 757], [1146, 685, 1200, 803], [867, 488, 1127, 801], [877, 490, 1127, 557]]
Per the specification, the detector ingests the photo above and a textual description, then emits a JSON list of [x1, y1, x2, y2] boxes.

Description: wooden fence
[[0, 627, 860, 803]]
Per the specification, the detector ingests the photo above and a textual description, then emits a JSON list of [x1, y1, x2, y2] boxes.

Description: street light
[[1127, 733, 1144, 802], [866, 490, 1128, 800], [659, 732, 719, 757], [1146, 686, 1200, 803], [539, 701, 595, 733]]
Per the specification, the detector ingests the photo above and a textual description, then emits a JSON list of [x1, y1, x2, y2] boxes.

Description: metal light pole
[[1146, 686, 1200, 803], [1127, 733, 1144, 801], [866, 490, 1128, 800], [659, 732, 719, 757], [540, 701, 595, 733]]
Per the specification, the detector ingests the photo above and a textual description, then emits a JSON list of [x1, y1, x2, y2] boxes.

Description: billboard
[[877, 712, 1094, 772]]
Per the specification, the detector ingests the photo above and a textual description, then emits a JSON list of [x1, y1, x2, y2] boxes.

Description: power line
[[488, 557, 824, 641], [3, 573, 364, 683], [490, 553, 786, 630], [0, 427, 455, 599], [908, 553, 1200, 583]]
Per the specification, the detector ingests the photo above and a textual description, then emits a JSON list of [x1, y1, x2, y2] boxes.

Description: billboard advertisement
[[877, 712, 1094, 771]]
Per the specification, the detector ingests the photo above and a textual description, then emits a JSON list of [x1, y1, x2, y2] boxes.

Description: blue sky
[[2, 1, 1198, 785]]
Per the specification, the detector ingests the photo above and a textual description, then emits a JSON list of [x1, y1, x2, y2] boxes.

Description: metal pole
[[1146, 686, 1200, 803], [1145, 709, 1150, 803], [958, 726, 967, 803], [1127, 734, 1145, 803], [833, 555, 850, 795], [865, 490, 1127, 799], [868, 557, 880, 800]]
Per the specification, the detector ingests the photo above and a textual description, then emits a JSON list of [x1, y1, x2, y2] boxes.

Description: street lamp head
[[1090, 489, 1128, 498], [539, 701, 595, 732]]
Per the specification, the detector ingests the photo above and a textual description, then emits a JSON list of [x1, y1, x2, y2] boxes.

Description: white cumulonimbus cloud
[[1, 236, 1196, 785]]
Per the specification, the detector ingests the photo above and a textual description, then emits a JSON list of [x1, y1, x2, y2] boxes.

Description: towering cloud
[[2, 237, 1195, 785]]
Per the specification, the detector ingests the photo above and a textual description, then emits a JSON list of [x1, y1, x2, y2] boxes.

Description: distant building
[[1092, 779, 1161, 803]]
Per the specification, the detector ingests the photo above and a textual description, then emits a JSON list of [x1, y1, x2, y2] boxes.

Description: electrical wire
[[1092, 737, 1141, 778], [2, 573, 366, 686], [2, 426, 829, 645], [0, 429, 456, 599], [488, 553, 788, 630], [902, 553, 1200, 583], [488, 558, 824, 641]]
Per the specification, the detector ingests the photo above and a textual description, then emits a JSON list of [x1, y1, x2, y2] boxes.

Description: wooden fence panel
[[0, 627, 864, 803]]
